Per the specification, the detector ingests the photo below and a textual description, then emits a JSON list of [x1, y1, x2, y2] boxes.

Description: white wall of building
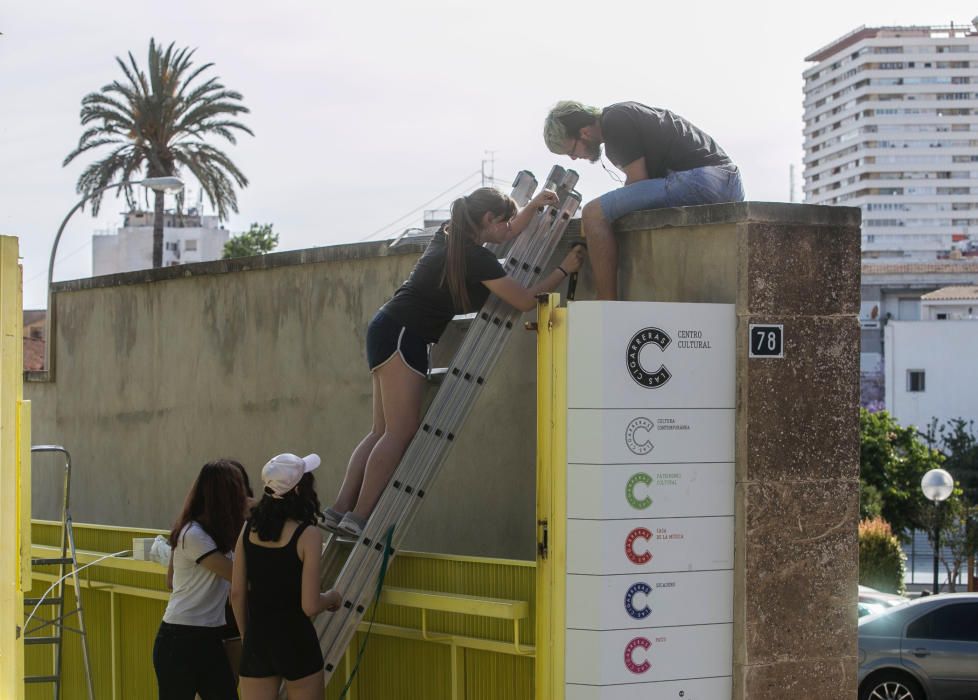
[[93, 213, 229, 276], [884, 320, 978, 429], [803, 24, 978, 260], [921, 298, 978, 319]]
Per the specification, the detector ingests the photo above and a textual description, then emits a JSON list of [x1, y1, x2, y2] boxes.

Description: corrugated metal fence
[[26, 521, 536, 700]]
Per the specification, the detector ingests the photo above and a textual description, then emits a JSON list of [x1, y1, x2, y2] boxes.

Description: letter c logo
[[624, 637, 652, 674], [626, 473, 653, 510], [625, 528, 652, 565], [624, 582, 652, 619]]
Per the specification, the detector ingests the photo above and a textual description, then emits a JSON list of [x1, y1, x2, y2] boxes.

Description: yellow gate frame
[[535, 293, 567, 700], [1, 235, 30, 700]]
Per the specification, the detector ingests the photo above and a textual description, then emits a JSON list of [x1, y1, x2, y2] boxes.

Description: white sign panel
[[567, 463, 734, 520], [567, 409, 735, 465], [567, 677, 732, 700], [566, 571, 733, 630], [567, 516, 734, 575], [567, 301, 736, 410], [566, 625, 733, 685], [565, 302, 735, 698]]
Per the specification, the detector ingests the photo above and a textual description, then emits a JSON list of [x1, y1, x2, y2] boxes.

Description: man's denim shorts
[[598, 165, 746, 222]]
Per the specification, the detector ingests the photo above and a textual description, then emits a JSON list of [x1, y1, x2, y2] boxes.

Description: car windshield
[[859, 600, 910, 634]]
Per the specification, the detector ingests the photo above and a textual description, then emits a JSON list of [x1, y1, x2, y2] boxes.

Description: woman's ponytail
[[443, 196, 477, 311], [441, 188, 517, 311]]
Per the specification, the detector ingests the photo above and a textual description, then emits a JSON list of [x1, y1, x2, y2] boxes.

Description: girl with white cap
[[231, 453, 341, 700]]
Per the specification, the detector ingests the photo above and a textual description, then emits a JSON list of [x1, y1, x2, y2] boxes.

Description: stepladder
[[311, 166, 582, 687], [24, 446, 95, 700]]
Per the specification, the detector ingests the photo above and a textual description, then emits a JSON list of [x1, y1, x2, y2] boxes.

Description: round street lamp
[[921, 468, 954, 594]]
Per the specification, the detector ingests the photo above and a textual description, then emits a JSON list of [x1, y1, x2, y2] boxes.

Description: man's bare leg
[[581, 200, 618, 300]]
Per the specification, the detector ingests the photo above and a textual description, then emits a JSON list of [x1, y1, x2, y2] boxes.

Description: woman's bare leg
[[332, 372, 385, 513], [239, 675, 281, 700], [351, 355, 426, 519]]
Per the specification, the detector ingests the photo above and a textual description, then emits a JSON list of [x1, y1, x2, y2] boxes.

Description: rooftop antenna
[[481, 150, 496, 187]]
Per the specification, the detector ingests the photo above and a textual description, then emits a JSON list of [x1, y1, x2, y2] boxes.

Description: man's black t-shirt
[[380, 230, 506, 343], [600, 102, 732, 179]]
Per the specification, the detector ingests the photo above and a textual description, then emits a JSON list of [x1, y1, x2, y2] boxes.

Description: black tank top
[[243, 520, 310, 620]]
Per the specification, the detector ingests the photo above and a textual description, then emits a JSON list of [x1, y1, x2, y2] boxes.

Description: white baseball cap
[[261, 453, 321, 498]]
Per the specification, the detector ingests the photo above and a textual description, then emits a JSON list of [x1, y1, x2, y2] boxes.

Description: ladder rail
[[27, 446, 96, 700], [314, 171, 581, 676]]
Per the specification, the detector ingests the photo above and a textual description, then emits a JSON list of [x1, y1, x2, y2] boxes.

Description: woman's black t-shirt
[[380, 230, 506, 343]]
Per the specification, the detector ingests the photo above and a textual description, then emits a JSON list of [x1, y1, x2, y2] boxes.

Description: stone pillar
[[732, 214, 861, 698], [591, 202, 861, 698]]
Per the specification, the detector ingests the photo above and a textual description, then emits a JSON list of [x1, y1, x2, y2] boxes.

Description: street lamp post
[[45, 176, 184, 374], [922, 468, 955, 594]]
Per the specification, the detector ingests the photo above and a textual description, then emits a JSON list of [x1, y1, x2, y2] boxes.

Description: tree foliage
[[928, 418, 978, 587], [63, 39, 253, 266], [859, 517, 907, 594], [223, 223, 279, 259], [933, 418, 978, 507], [859, 409, 945, 541]]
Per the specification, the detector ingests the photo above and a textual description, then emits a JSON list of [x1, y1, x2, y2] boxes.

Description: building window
[[936, 313, 948, 320], [907, 370, 926, 393], [185, 239, 198, 252]]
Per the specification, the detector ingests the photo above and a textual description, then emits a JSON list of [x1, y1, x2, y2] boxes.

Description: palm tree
[[64, 39, 253, 268]]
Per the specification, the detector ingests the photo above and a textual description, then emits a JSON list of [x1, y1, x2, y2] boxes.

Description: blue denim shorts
[[598, 165, 746, 222], [366, 311, 429, 378]]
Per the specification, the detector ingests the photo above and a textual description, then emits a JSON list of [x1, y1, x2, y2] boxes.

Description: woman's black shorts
[[366, 311, 428, 378], [239, 613, 323, 681]]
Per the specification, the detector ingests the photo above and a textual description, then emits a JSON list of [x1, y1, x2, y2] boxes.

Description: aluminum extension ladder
[[24, 446, 95, 700], [314, 166, 581, 683]]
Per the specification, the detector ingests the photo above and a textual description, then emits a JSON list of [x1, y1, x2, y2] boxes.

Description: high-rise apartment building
[[803, 23, 978, 260]]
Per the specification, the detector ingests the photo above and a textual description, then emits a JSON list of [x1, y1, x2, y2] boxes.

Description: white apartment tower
[[92, 209, 229, 276], [803, 23, 978, 260]]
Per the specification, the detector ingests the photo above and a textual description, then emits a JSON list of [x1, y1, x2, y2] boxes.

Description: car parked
[[858, 593, 978, 700]]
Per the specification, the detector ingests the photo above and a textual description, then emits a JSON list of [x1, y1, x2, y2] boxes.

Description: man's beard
[[585, 140, 602, 163]]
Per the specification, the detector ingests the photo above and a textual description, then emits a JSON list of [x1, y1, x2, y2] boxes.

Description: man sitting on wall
[[543, 101, 746, 300]]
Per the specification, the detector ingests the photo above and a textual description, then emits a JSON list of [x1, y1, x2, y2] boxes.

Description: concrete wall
[[28, 238, 546, 559]]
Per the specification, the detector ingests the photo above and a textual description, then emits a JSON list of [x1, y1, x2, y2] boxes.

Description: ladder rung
[[427, 368, 448, 385], [25, 675, 60, 684], [451, 312, 477, 327], [31, 557, 74, 566], [24, 636, 61, 645], [24, 597, 62, 606]]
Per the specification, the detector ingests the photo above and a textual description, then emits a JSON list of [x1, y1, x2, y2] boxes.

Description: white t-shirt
[[162, 522, 231, 628]]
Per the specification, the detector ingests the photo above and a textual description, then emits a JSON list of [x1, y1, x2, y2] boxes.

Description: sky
[[1, 1, 973, 309]]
